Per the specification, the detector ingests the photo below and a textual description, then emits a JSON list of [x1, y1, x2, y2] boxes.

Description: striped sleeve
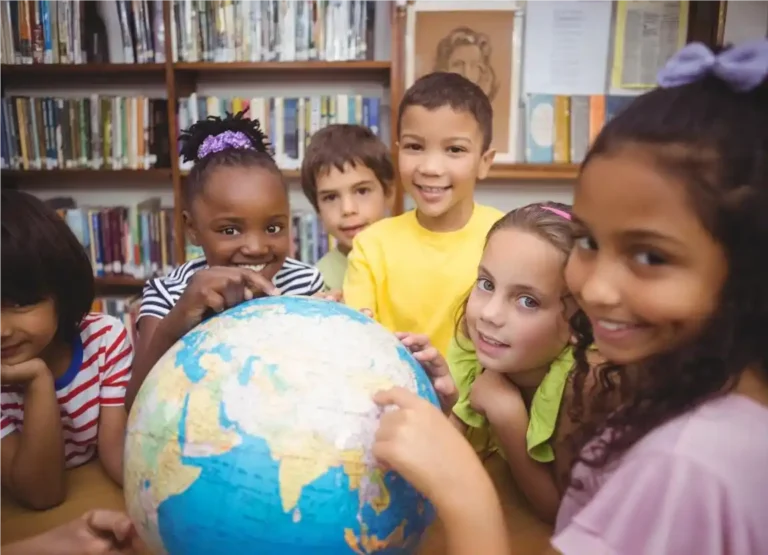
[[275, 258, 325, 296], [138, 278, 173, 320], [138, 257, 207, 321], [93, 317, 134, 406], [0, 406, 16, 439]]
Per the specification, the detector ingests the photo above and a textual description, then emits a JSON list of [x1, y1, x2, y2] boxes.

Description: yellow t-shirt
[[316, 248, 348, 291], [343, 204, 503, 356], [449, 335, 574, 462]]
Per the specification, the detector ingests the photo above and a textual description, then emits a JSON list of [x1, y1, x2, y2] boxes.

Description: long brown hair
[[567, 71, 768, 481], [454, 201, 575, 349]]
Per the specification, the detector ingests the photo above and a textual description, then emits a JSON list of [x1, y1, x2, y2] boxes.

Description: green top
[[316, 248, 348, 291], [448, 335, 574, 462]]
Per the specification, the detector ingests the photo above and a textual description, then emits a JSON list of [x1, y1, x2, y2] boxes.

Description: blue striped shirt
[[138, 257, 324, 321]]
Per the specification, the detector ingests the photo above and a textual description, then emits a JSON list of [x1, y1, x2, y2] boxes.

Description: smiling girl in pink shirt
[[372, 39, 768, 555]]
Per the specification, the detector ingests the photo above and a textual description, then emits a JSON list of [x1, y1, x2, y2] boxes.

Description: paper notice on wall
[[610, 1, 689, 89], [523, 1, 612, 95]]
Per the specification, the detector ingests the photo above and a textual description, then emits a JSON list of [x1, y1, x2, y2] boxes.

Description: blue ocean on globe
[[124, 296, 440, 555]]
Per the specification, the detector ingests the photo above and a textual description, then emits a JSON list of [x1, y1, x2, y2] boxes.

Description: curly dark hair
[[178, 110, 281, 204], [566, 65, 768, 480], [454, 201, 575, 348]]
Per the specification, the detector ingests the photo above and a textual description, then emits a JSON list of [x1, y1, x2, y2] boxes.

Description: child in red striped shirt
[[1, 191, 133, 510]]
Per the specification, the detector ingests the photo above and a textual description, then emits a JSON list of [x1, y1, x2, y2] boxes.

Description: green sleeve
[[447, 334, 486, 428], [526, 348, 574, 463]]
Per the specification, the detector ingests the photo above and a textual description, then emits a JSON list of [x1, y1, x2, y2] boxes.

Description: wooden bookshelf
[[95, 276, 146, 289], [1, 63, 165, 76], [174, 60, 390, 74], [486, 164, 580, 182], [3, 169, 173, 190], [1, 0, 722, 281]]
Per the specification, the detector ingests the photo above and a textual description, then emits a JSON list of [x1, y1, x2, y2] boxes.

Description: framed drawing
[[405, 1, 524, 163]]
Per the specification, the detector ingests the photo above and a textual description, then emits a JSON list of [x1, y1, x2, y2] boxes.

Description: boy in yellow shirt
[[344, 72, 503, 356], [301, 124, 395, 291]]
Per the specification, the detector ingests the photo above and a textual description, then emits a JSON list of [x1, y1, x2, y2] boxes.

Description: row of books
[[177, 94, 382, 171], [524, 94, 635, 165], [1, 96, 171, 171], [93, 295, 141, 346], [1, 0, 165, 65], [53, 197, 177, 281], [171, 0, 375, 63], [51, 193, 333, 282]]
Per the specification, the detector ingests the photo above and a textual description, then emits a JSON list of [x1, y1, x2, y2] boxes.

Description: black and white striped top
[[138, 257, 325, 321]]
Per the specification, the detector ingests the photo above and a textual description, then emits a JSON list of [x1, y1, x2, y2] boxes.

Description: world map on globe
[[124, 296, 440, 554]]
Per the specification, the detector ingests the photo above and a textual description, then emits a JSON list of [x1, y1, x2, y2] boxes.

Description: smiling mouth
[[595, 318, 640, 331], [415, 185, 452, 193], [478, 332, 510, 348], [340, 224, 367, 234], [238, 263, 269, 272], [1, 343, 23, 357]]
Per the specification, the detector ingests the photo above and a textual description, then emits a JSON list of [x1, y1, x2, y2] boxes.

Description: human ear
[[477, 148, 496, 180], [182, 210, 200, 246]]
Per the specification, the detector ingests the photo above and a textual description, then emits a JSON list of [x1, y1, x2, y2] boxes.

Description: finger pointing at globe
[[124, 296, 441, 555]]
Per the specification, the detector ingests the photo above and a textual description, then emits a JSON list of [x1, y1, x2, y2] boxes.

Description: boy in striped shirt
[[1, 191, 133, 510]]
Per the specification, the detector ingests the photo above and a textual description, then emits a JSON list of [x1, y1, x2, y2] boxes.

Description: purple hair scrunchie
[[197, 130, 255, 159]]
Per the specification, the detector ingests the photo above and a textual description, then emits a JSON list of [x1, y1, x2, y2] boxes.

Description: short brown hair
[[455, 201, 575, 342], [397, 72, 493, 151], [301, 124, 394, 210]]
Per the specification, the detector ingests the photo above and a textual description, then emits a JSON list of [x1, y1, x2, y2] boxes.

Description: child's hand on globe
[[395, 332, 458, 414], [313, 290, 343, 302], [372, 386, 505, 545], [167, 267, 280, 337], [4, 509, 143, 555]]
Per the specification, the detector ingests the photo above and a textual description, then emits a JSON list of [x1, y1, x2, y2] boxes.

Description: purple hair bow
[[197, 130, 255, 159], [657, 39, 768, 92]]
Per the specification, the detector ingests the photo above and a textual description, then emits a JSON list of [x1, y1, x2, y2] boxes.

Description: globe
[[124, 296, 440, 555]]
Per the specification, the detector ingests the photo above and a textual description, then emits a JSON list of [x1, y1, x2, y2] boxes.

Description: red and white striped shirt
[[0, 313, 133, 468]]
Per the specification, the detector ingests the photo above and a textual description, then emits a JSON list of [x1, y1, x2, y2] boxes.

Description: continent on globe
[[124, 296, 441, 555]]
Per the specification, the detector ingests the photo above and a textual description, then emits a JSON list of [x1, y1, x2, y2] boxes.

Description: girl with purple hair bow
[[369, 39, 768, 555], [125, 111, 327, 410]]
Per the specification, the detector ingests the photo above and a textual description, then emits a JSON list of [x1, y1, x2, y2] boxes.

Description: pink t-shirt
[[553, 394, 768, 555]]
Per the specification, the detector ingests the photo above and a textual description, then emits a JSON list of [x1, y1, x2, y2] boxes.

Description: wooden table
[[2, 456, 552, 553]]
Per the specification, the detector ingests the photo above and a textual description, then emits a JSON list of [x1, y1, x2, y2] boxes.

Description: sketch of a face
[[435, 27, 499, 101], [448, 44, 486, 86]]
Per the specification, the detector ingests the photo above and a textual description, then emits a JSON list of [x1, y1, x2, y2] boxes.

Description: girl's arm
[[487, 409, 560, 523], [97, 321, 134, 485], [1, 359, 66, 510], [125, 315, 181, 411], [472, 370, 560, 523], [373, 387, 510, 555]]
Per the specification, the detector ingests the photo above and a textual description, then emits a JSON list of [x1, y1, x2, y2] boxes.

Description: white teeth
[[598, 319, 630, 331], [418, 185, 449, 193], [480, 333, 507, 347], [240, 264, 266, 272]]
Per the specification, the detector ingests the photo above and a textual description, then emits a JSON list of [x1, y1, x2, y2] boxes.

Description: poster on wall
[[405, 1, 524, 163]]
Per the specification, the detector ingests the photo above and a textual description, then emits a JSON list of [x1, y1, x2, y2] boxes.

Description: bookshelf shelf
[[181, 169, 301, 180], [486, 164, 580, 182], [3, 169, 173, 189], [95, 276, 146, 289], [174, 60, 390, 73], [1, 63, 166, 76]]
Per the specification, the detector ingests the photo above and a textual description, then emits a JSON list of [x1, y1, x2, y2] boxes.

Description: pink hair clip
[[542, 206, 572, 220]]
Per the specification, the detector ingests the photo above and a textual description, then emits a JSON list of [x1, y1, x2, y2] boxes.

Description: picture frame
[[404, 1, 525, 163]]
